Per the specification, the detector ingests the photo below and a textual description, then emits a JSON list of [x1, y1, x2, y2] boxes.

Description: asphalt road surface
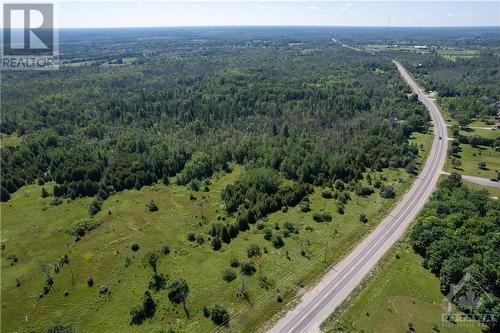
[[441, 171, 500, 189], [268, 61, 448, 333]]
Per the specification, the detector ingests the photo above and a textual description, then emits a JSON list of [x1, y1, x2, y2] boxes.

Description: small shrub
[[99, 285, 109, 296], [240, 261, 256, 276], [229, 258, 240, 267], [359, 213, 368, 223], [189, 179, 201, 191], [210, 305, 230, 327], [355, 184, 374, 196], [186, 232, 196, 241], [196, 234, 205, 245], [247, 244, 261, 258], [87, 277, 94, 287], [299, 199, 311, 212], [131, 243, 140, 252], [148, 200, 159, 212], [271, 234, 285, 248], [263, 228, 273, 240], [88, 199, 101, 216], [66, 218, 102, 239], [130, 290, 156, 325], [203, 306, 210, 317], [380, 185, 396, 199], [337, 191, 350, 204], [46, 324, 74, 333], [130, 305, 146, 325], [283, 221, 297, 234], [161, 244, 170, 255], [334, 179, 345, 191], [336, 202, 345, 215], [211, 237, 222, 251], [313, 211, 332, 222], [124, 255, 132, 267], [148, 274, 167, 291], [321, 189, 333, 199], [223, 269, 237, 282]]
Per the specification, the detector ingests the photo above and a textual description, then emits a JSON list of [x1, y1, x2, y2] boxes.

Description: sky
[[24, 1, 500, 28]]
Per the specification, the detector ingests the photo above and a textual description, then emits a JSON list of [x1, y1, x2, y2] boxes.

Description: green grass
[[446, 143, 500, 179], [409, 131, 433, 166], [437, 49, 479, 61], [459, 127, 500, 141], [363, 44, 478, 61], [321, 240, 486, 333], [1, 164, 415, 333], [462, 179, 500, 198], [0, 133, 21, 148]]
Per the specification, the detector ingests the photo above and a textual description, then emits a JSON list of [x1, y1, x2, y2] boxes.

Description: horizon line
[[43, 25, 500, 30]]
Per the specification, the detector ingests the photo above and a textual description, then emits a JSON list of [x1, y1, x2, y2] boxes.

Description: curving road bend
[[268, 61, 448, 333]]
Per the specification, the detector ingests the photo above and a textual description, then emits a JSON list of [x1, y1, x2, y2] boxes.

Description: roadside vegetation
[[323, 174, 498, 333]]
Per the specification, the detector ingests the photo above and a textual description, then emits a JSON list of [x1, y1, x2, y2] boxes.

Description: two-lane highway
[[268, 61, 448, 333]]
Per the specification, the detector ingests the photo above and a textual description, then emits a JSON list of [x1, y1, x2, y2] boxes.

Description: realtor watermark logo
[[442, 273, 497, 328], [2, 2, 58, 70]]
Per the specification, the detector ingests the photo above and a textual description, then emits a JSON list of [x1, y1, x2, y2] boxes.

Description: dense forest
[[0, 28, 428, 218], [410, 174, 500, 329], [398, 51, 500, 126]]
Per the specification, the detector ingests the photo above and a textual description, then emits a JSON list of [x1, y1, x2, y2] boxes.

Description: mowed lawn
[[321, 241, 486, 333], [446, 143, 500, 180], [1, 164, 414, 333]]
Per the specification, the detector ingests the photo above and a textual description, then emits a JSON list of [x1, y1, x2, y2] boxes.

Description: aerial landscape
[[1, 1, 499, 333]]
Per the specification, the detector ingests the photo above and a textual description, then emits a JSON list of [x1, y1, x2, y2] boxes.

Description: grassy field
[[321, 240, 486, 333], [1, 163, 415, 333], [438, 97, 500, 180], [0, 133, 21, 148], [437, 49, 479, 61], [364, 44, 478, 61], [459, 127, 500, 141], [446, 143, 500, 180], [409, 130, 433, 166]]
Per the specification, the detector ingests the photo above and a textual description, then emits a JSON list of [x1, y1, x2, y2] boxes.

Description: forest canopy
[[1, 29, 428, 212]]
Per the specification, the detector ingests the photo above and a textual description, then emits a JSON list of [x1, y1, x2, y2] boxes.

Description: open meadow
[[1, 165, 413, 332]]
